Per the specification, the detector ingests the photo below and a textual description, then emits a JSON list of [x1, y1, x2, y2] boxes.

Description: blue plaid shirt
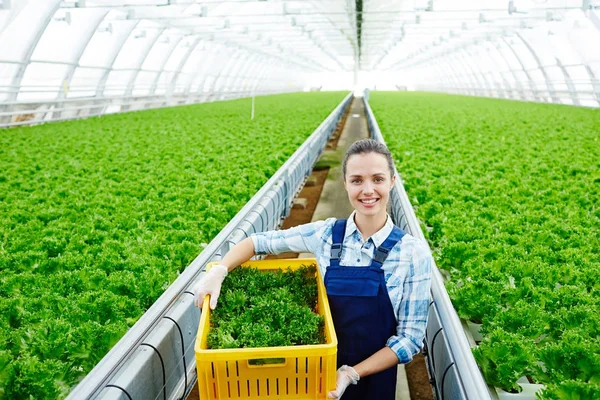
[[250, 212, 433, 364]]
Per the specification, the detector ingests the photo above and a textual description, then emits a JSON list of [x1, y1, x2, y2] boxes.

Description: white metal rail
[[0, 89, 294, 128]]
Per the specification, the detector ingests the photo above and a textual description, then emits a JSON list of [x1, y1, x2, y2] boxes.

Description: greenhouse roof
[[0, 0, 599, 118]]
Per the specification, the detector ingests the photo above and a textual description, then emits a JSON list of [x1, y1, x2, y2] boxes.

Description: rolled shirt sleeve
[[250, 219, 331, 256], [386, 239, 433, 364]]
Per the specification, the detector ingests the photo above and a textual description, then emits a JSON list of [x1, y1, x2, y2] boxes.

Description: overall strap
[[330, 219, 347, 267], [371, 226, 406, 269]]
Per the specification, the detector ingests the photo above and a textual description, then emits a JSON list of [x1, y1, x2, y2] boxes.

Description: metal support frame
[[470, 46, 500, 98], [459, 47, 492, 96], [188, 46, 223, 99], [433, 61, 462, 94], [441, 52, 470, 94], [584, 65, 600, 105], [182, 46, 226, 99], [201, 47, 240, 100], [439, 59, 464, 94], [482, 42, 514, 99], [243, 55, 272, 96], [488, 40, 526, 101], [230, 53, 262, 94], [252, 61, 279, 95], [53, 9, 110, 118], [451, 48, 481, 96], [224, 52, 256, 94], [449, 51, 479, 95], [229, 54, 261, 96], [471, 45, 501, 98], [449, 54, 474, 95], [515, 32, 559, 103], [585, 8, 600, 32], [166, 37, 204, 97], [147, 35, 185, 97], [95, 21, 141, 100], [5, 0, 61, 103], [499, 36, 540, 102], [122, 27, 167, 108], [554, 57, 580, 105], [560, 16, 600, 106], [212, 49, 246, 97]]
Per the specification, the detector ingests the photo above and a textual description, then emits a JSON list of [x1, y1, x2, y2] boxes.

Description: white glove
[[327, 365, 360, 399], [193, 264, 228, 309]]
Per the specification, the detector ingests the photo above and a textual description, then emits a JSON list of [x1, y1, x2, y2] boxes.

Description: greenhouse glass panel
[[104, 70, 133, 96], [162, 40, 191, 72], [567, 23, 600, 75], [545, 65, 566, 83], [68, 67, 104, 98], [189, 58, 216, 94], [523, 29, 558, 67], [0, 0, 56, 62], [486, 43, 511, 74], [140, 33, 180, 72], [0, 63, 18, 101], [132, 71, 158, 96], [174, 50, 205, 94], [18, 62, 67, 101], [496, 40, 522, 70], [565, 65, 595, 103], [112, 22, 161, 70], [547, 32, 583, 66], [500, 70, 515, 85], [0, 6, 11, 31], [513, 70, 528, 83], [30, 8, 105, 64], [511, 39, 539, 70], [79, 19, 138, 68], [154, 71, 174, 95], [565, 65, 593, 82], [202, 75, 215, 93]]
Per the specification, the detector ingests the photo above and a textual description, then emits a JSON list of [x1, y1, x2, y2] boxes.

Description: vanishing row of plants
[[0, 92, 347, 399], [370, 92, 600, 399]]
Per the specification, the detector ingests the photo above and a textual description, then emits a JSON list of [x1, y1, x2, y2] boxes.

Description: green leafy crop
[[0, 92, 346, 399], [370, 92, 600, 396], [208, 264, 324, 349]]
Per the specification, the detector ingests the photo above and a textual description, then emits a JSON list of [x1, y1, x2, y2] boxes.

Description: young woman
[[194, 139, 433, 400]]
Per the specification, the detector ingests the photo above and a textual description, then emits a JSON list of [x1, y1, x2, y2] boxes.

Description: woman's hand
[[327, 365, 360, 399], [193, 264, 228, 309]]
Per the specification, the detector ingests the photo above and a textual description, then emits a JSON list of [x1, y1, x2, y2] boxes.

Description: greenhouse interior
[[1, 0, 599, 399]]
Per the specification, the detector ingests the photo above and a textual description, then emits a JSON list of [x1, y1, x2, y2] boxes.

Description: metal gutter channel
[[363, 96, 493, 400], [67, 92, 354, 400]]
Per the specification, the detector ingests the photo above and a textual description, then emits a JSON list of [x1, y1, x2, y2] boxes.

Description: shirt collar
[[346, 211, 394, 248]]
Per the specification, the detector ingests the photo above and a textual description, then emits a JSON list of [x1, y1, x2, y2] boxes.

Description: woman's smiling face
[[344, 152, 395, 218]]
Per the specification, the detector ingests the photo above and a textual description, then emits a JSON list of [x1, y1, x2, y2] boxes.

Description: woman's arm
[[193, 237, 255, 308], [194, 221, 327, 309], [328, 347, 399, 399], [386, 239, 433, 362], [353, 347, 399, 377], [219, 237, 256, 272]]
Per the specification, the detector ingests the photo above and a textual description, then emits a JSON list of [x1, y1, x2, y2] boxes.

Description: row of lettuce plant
[[0, 92, 347, 399], [370, 92, 600, 399]]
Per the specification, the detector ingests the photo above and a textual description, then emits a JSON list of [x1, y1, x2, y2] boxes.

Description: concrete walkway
[[299, 96, 411, 400]]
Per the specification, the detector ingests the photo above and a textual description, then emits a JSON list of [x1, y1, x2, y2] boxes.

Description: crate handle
[[247, 357, 287, 368]]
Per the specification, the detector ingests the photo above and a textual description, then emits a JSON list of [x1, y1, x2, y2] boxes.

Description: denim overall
[[324, 219, 405, 400]]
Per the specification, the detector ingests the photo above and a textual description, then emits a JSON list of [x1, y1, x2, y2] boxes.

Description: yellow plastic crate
[[195, 259, 338, 399]]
